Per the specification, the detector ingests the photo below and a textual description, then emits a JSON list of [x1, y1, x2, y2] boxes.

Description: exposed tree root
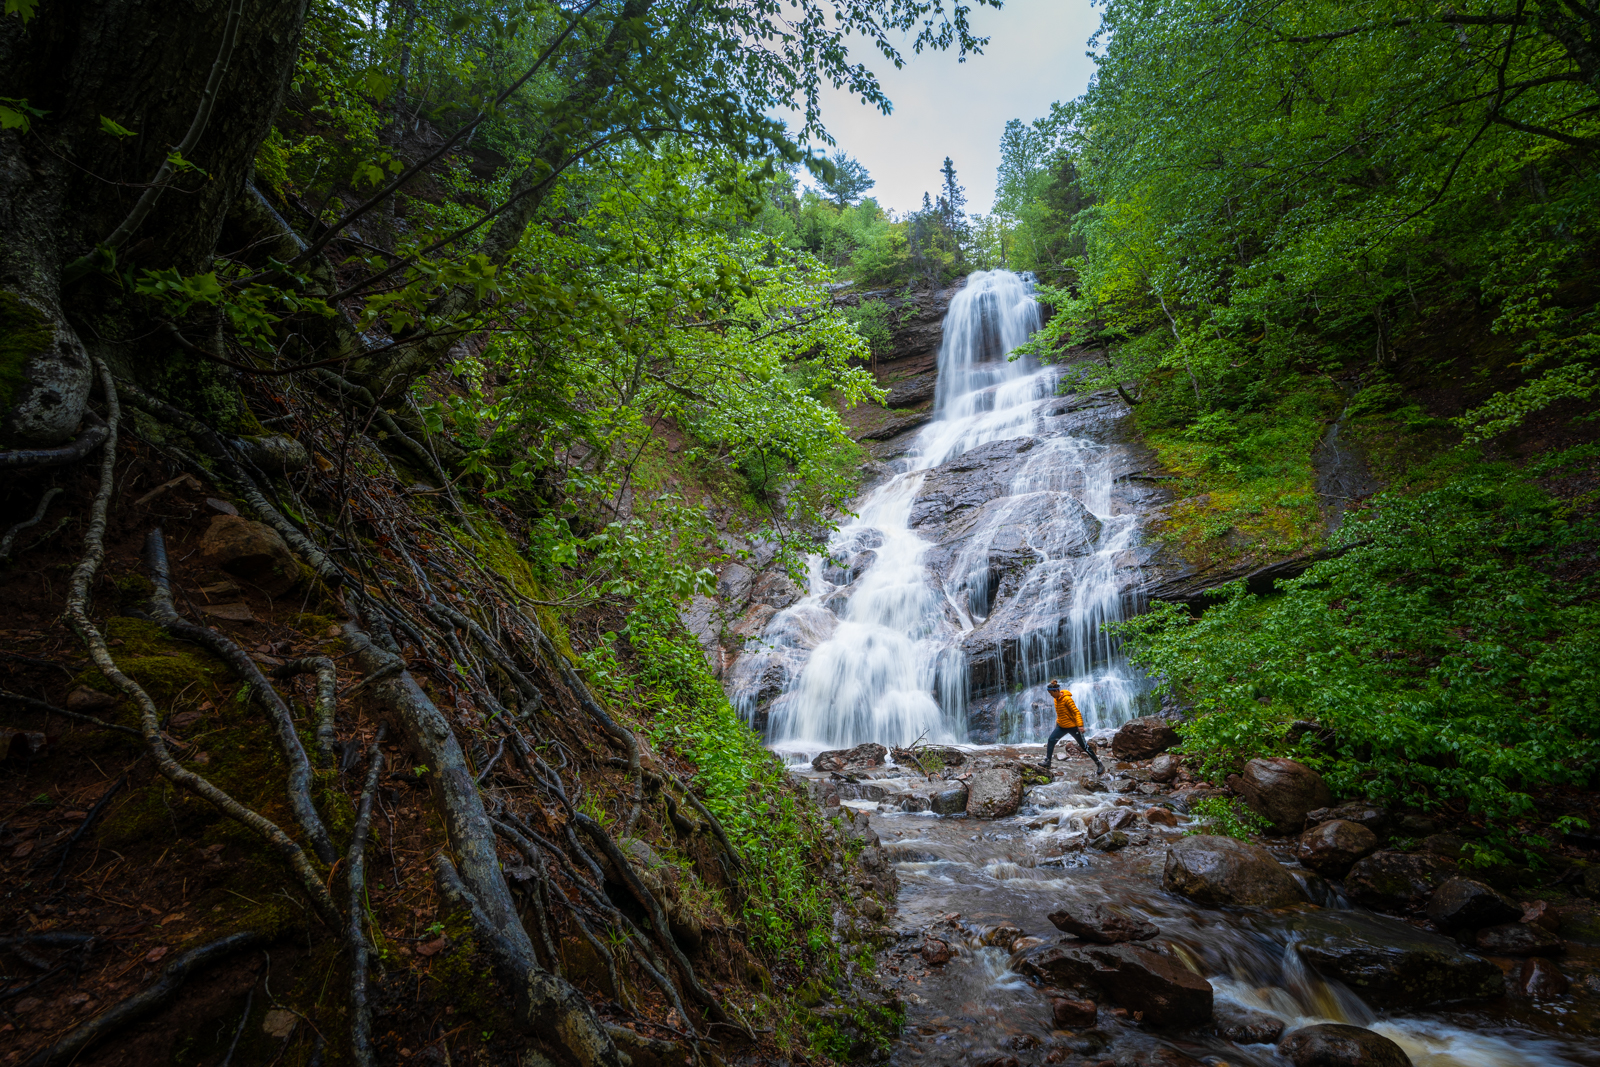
[[48, 773, 126, 889], [272, 656, 340, 768], [145, 527, 338, 865], [0, 690, 142, 738], [0, 486, 62, 558], [0, 411, 108, 470], [347, 724, 388, 1067], [432, 854, 623, 1067], [20, 931, 267, 1067], [63, 364, 339, 928]]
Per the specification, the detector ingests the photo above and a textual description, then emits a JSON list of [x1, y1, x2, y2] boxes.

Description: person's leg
[[1045, 725, 1068, 764], [1071, 728, 1105, 770]]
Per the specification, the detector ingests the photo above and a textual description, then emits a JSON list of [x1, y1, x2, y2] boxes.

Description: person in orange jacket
[[1045, 679, 1104, 773]]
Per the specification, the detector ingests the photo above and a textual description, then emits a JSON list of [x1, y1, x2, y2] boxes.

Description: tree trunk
[[0, 0, 308, 444]]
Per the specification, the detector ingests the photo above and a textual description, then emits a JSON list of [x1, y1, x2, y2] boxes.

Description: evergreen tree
[[816, 151, 875, 206]]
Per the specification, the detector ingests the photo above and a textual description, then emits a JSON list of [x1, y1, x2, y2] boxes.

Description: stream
[[751, 271, 1599, 1067]]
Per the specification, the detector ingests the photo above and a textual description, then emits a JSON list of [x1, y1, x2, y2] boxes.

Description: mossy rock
[[77, 616, 232, 709]]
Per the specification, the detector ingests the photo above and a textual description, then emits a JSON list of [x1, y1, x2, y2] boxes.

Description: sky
[[799, 0, 1103, 216]]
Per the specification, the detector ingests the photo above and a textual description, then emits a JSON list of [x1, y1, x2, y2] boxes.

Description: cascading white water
[[731, 270, 1145, 751]]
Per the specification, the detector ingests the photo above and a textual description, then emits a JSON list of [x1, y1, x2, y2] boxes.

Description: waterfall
[[731, 270, 1145, 751]]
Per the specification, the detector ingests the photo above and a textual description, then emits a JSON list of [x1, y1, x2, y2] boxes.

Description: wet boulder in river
[[1048, 901, 1157, 943], [1110, 716, 1179, 760], [1305, 803, 1389, 835], [1520, 957, 1569, 998], [930, 783, 969, 815], [1015, 942, 1213, 1027], [1050, 994, 1098, 1027], [1287, 909, 1503, 1007], [1235, 757, 1331, 835], [966, 767, 1024, 819], [1149, 753, 1181, 782], [1423, 876, 1521, 930], [1343, 851, 1455, 911], [811, 742, 886, 772], [1162, 835, 1304, 907], [1089, 830, 1129, 851], [1278, 1024, 1412, 1067], [1474, 922, 1565, 957], [1088, 807, 1137, 838], [1214, 1004, 1285, 1044], [1295, 819, 1378, 878]]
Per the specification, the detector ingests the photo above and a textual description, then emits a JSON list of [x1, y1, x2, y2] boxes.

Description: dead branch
[[0, 487, 63, 558], [347, 723, 388, 1067], [48, 774, 126, 889], [0, 690, 142, 738], [272, 657, 339, 768]]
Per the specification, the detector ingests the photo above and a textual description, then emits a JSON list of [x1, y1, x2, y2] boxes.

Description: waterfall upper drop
[[729, 270, 1148, 751]]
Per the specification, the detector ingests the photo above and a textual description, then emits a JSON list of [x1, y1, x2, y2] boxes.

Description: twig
[[146, 528, 337, 865], [49, 775, 126, 888], [217, 984, 254, 1067], [0, 487, 62, 557], [0, 690, 142, 738], [347, 724, 387, 1067], [21, 931, 266, 1067]]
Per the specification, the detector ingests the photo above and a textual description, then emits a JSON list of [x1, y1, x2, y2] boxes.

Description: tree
[[816, 150, 876, 206], [937, 156, 968, 238]]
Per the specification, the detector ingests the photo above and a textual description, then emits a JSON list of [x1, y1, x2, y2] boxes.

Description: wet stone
[[1295, 819, 1378, 878], [1278, 1024, 1413, 1067], [1050, 995, 1099, 1028], [1110, 717, 1179, 760], [1235, 757, 1331, 835], [1089, 831, 1129, 852], [1088, 808, 1137, 838], [1214, 1004, 1285, 1044], [921, 937, 954, 965], [1016, 942, 1213, 1027], [1048, 901, 1158, 944], [1148, 753, 1180, 782], [1423, 876, 1521, 930], [930, 783, 969, 815], [1144, 807, 1179, 828], [1287, 909, 1502, 1007], [811, 742, 887, 772], [1343, 851, 1456, 911], [1474, 922, 1565, 957], [966, 767, 1024, 819], [1306, 804, 1389, 835], [1162, 835, 1303, 908], [1520, 957, 1569, 998]]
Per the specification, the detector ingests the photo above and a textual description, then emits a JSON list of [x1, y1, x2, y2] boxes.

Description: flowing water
[[731, 271, 1145, 751], [855, 769, 1600, 1067]]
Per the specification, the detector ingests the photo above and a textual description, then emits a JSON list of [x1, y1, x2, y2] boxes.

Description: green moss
[[77, 616, 231, 708], [0, 290, 53, 413]]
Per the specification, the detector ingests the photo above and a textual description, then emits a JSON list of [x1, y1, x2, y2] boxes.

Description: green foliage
[[1185, 796, 1269, 840], [1117, 453, 1600, 861], [842, 299, 894, 357]]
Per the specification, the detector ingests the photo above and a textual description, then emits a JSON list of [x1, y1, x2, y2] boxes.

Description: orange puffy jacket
[[1051, 687, 1083, 729]]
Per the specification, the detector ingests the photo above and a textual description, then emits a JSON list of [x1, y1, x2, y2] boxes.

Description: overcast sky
[[798, 0, 1103, 215]]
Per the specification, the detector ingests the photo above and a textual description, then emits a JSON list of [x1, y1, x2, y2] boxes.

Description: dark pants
[[1046, 725, 1097, 764]]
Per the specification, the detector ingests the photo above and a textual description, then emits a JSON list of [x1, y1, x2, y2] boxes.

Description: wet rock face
[[1162, 835, 1304, 908], [1087, 807, 1137, 839], [1049, 995, 1098, 1027], [1343, 851, 1456, 911], [1474, 922, 1565, 957], [1306, 804, 1389, 835], [1110, 717, 1179, 761], [811, 742, 886, 772], [1214, 1004, 1285, 1044], [1287, 910, 1503, 1007], [1016, 942, 1213, 1027], [1295, 819, 1378, 878], [966, 767, 1024, 819], [199, 515, 302, 596], [1278, 1024, 1413, 1067], [1047, 901, 1158, 944], [1520, 957, 1569, 998], [1235, 758, 1331, 835], [1148, 753, 1181, 782], [1423, 877, 1522, 930]]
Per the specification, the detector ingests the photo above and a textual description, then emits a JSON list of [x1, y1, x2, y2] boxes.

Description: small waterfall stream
[[731, 270, 1144, 751]]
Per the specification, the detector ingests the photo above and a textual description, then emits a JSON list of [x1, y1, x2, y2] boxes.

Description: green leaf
[[5, 0, 39, 23], [99, 115, 138, 138]]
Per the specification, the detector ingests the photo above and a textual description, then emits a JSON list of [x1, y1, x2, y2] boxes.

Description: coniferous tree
[[816, 151, 875, 206]]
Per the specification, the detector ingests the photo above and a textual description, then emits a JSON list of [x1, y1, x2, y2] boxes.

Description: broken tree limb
[[0, 487, 63, 558], [146, 527, 337, 865], [21, 930, 267, 1067]]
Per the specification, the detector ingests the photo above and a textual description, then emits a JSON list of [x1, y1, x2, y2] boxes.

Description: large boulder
[[1296, 819, 1378, 878], [966, 767, 1024, 819], [1162, 835, 1303, 908], [1278, 1024, 1412, 1067], [1424, 877, 1522, 930], [1287, 910, 1503, 1007], [930, 783, 969, 815], [1520, 957, 1569, 998], [1474, 923, 1565, 957], [1235, 758, 1331, 835], [1149, 753, 1181, 782], [1306, 803, 1389, 835], [1015, 942, 1212, 1027], [811, 742, 886, 772], [198, 515, 302, 596], [1344, 851, 1456, 911], [1048, 901, 1158, 944], [1111, 717, 1180, 760]]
